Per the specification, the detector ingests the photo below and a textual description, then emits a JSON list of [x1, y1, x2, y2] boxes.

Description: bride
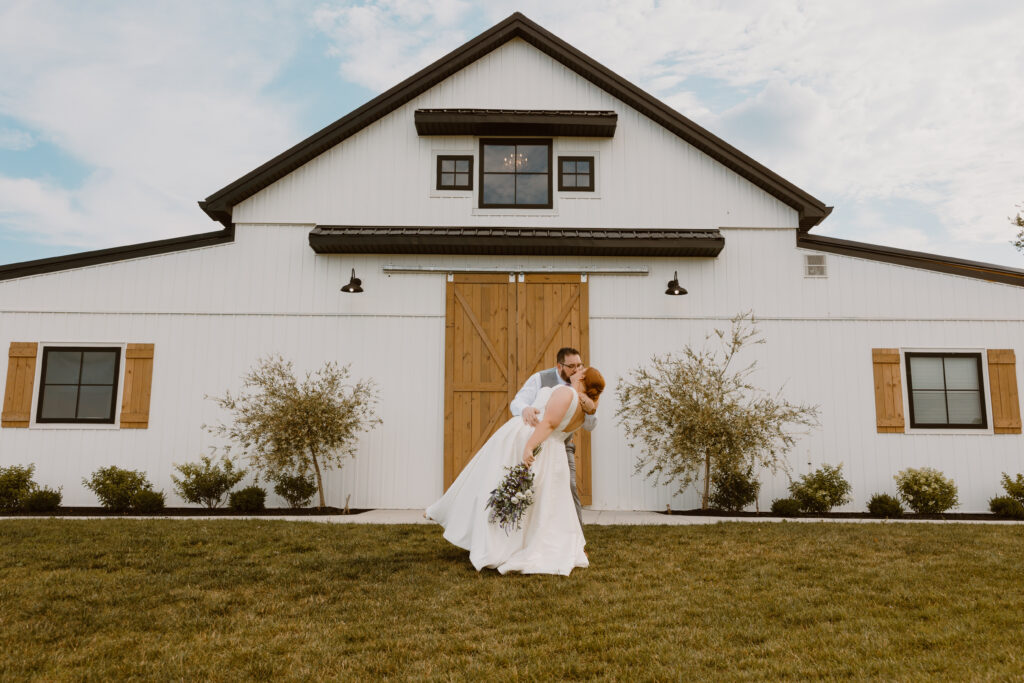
[[426, 367, 605, 575]]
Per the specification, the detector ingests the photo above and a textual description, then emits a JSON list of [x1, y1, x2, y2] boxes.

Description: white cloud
[[0, 1, 305, 249]]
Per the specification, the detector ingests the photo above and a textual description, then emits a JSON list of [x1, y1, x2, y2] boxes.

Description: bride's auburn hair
[[582, 367, 605, 400]]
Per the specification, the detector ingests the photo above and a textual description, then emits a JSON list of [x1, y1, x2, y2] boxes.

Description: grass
[[1, 521, 1023, 681]]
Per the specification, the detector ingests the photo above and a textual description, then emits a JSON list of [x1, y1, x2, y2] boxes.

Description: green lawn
[[2, 520, 1022, 681]]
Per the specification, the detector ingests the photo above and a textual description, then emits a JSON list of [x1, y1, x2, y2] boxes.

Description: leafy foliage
[[272, 473, 318, 509], [989, 496, 1024, 520], [895, 467, 959, 514], [770, 497, 802, 516], [22, 486, 62, 512], [867, 493, 904, 518], [83, 466, 154, 513], [0, 464, 38, 510], [789, 463, 852, 514], [999, 472, 1024, 505], [171, 454, 246, 509], [1012, 208, 1024, 253], [207, 356, 382, 508], [709, 465, 761, 512], [230, 486, 266, 512], [616, 313, 818, 508], [132, 489, 166, 514]]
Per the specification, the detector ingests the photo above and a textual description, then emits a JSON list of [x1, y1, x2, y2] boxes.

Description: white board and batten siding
[[2, 225, 1023, 511], [231, 39, 797, 232]]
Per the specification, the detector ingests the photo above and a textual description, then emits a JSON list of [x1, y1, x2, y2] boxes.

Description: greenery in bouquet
[[486, 458, 537, 534]]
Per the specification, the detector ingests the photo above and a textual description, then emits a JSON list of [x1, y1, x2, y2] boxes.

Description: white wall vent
[[804, 254, 827, 277]]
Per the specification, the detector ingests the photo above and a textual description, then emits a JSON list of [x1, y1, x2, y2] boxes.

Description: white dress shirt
[[509, 369, 597, 432]]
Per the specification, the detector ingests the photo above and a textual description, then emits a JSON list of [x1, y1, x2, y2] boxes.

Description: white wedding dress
[[426, 385, 588, 575]]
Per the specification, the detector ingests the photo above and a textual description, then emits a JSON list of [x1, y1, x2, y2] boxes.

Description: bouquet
[[485, 447, 539, 533]]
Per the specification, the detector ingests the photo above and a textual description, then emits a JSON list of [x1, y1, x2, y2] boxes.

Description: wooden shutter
[[988, 349, 1021, 434], [120, 343, 154, 429], [2, 342, 38, 428], [872, 348, 904, 433]]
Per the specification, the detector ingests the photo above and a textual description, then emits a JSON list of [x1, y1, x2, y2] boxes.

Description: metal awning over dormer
[[414, 109, 617, 137], [309, 226, 723, 257]]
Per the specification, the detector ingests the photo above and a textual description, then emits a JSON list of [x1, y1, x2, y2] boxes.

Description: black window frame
[[905, 351, 988, 429], [436, 155, 473, 191], [478, 138, 553, 209], [35, 346, 122, 425], [558, 155, 595, 192]]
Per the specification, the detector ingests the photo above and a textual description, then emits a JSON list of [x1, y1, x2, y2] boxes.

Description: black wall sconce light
[[665, 271, 687, 296], [340, 268, 363, 293]]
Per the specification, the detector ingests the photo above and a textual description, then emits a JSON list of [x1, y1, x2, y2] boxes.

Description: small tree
[[206, 356, 381, 509], [616, 312, 819, 509], [1012, 208, 1024, 253]]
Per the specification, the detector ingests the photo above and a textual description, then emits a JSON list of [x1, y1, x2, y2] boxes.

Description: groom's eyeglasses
[[559, 362, 583, 371]]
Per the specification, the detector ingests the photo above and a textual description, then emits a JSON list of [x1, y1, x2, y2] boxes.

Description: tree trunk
[[702, 451, 711, 509], [310, 446, 326, 509]]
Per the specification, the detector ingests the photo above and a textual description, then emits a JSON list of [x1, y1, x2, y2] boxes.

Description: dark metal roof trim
[[200, 13, 829, 230], [0, 227, 235, 281], [309, 226, 724, 257], [797, 233, 1024, 288], [414, 109, 617, 137]]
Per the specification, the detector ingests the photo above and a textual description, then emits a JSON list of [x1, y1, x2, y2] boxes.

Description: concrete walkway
[[6, 509, 1023, 524]]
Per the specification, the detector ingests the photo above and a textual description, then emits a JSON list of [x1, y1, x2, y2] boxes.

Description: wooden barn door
[[443, 275, 517, 489], [516, 274, 591, 505], [443, 273, 591, 506]]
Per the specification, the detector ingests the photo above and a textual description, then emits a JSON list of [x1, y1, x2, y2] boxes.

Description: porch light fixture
[[340, 268, 363, 293], [665, 271, 687, 296]]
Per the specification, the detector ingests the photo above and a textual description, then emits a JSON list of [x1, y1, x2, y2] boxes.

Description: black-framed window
[[436, 155, 473, 190], [905, 352, 987, 429], [558, 156, 594, 191], [36, 347, 121, 424], [479, 139, 552, 208]]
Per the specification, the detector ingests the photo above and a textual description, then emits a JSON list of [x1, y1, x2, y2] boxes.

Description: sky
[[1, 0, 1023, 268]]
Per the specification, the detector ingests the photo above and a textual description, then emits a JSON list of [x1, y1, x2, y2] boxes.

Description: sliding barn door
[[443, 273, 591, 505]]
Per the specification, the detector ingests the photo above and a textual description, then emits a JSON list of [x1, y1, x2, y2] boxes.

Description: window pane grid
[[906, 352, 987, 429], [436, 155, 473, 190], [37, 347, 121, 424], [479, 140, 551, 208], [558, 156, 595, 192]]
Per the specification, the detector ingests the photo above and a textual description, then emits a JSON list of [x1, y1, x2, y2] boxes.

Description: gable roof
[[199, 12, 831, 230]]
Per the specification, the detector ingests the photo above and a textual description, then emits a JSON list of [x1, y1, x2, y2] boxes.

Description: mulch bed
[[1, 507, 371, 517], [662, 508, 1003, 521]]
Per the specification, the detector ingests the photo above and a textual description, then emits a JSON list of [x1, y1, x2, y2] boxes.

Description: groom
[[509, 347, 597, 528]]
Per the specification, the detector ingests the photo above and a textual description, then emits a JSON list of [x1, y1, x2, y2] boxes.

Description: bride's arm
[[522, 387, 572, 465]]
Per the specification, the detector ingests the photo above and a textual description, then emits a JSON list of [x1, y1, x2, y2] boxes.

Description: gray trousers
[[565, 436, 584, 529]]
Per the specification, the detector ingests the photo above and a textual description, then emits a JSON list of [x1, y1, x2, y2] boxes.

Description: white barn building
[[2, 14, 1021, 512]]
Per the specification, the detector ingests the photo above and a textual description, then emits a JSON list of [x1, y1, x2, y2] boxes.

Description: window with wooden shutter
[[119, 343, 155, 429], [872, 348, 905, 433], [2, 342, 38, 428], [987, 349, 1022, 434]]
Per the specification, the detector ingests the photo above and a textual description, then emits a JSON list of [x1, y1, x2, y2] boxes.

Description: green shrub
[[22, 486, 62, 512], [132, 489, 166, 513], [895, 467, 958, 514], [272, 473, 318, 509], [83, 466, 154, 512], [171, 454, 246, 509], [770, 497, 802, 516], [789, 463, 852, 514], [867, 493, 903, 518], [999, 473, 1024, 505], [989, 496, 1024, 520], [709, 465, 761, 512], [0, 464, 37, 510], [230, 486, 266, 512]]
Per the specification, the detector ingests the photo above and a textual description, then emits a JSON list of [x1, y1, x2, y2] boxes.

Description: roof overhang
[[200, 13, 830, 230], [309, 226, 723, 257], [414, 109, 617, 137]]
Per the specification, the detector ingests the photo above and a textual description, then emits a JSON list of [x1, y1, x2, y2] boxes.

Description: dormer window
[[479, 139, 552, 209], [436, 155, 473, 190]]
